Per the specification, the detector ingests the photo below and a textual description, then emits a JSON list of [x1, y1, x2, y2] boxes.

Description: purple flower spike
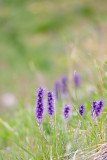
[[63, 105, 70, 119], [74, 72, 80, 88], [61, 75, 68, 94], [95, 100, 104, 117], [91, 100, 98, 117], [47, 91, 54, 116], [54, 81, 60, 100], [35, 87, 44, 124], [79, 104, 85, 116], [91, 99, 104, 117]]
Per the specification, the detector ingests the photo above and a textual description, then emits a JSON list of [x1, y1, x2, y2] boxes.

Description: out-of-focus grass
[[1, 0, 107, 98], [0, 0, 107, 159]]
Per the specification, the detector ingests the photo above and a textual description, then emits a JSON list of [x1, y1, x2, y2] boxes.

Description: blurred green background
[[0, 1, 107, 159], [0, 0, 107, 107]]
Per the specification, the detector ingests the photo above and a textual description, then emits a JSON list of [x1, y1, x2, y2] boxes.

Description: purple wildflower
[[79, 104, 85, 116], [91, 99, 104, 117], [63, 105, 70, 119], [35, 87, 44, 124], [92, 100, 97, 110], [47, 91, 54, 116], [61, 75, 68, 94], [74, 72, 80, 87], [91, 100, 97, 117], [54, 81, 60, 100]]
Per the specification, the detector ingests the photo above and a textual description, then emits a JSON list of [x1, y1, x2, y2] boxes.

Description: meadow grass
[[1, 0, 107, 94], [0, 0, 107, 159], [0, 63, 107, 159]]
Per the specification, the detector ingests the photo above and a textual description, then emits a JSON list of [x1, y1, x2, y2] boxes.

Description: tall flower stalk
[[47, 91, 54, 116], [63, 104, 70, 119], [74, 72, 80, 88], [91, 99, 104, 118], [35, 87, 44, 124], [79, 104, 85, 117], [61, 75, 68, 94], [54, 81, 60, 100]]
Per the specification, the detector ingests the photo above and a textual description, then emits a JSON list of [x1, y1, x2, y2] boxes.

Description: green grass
[[1, 0, 107, 94], [0, 61, 107, 159], [0, 0, 107, 159], [0, 81, 107, 159]]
